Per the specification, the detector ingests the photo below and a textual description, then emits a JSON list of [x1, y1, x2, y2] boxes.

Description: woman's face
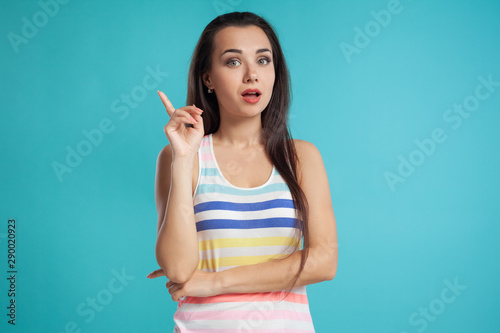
[[203, 25, 275, 118]]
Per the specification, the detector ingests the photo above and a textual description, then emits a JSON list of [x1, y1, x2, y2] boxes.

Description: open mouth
[[241, 89, 261, 103], [241, 89, 261, 104], [242, 92, 260, 97], [241, 89, 261, 97]]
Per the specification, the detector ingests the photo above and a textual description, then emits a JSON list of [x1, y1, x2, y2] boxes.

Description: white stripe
[[177, 318, 315, 331], [195, 207, 297, 220], [196, 227, 302, 240], [177, 300, 312, 314], [194, 187, 293, 204], [202, 173, 288, 185]]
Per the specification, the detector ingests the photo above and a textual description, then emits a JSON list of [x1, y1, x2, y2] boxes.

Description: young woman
[[147, 11, 338, 332]]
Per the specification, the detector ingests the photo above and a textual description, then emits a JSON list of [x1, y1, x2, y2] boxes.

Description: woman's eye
[[258, 57, 271, 65], [227, 59, 240, 67]]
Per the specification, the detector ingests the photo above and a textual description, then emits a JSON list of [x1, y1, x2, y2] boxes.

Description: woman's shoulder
[[291, 139, 321, 159], [290, 139, 325, 184]]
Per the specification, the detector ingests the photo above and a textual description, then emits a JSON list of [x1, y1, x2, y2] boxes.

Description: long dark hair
[[186, 11, 309, 299]]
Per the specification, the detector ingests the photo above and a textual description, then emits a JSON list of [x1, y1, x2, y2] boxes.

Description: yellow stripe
[[198, 237, 300, 251], [197, 253, 292, 270]]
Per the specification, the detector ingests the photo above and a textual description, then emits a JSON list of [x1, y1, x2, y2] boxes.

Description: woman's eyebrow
[[220, 48, 272, 57]]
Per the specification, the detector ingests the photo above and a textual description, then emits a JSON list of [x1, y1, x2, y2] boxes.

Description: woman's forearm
[[214, 246, 337, 294], [155, 157, 199, 284]]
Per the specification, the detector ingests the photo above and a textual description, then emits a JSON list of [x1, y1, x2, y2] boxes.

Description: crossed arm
[[148, 140, 338, 302]]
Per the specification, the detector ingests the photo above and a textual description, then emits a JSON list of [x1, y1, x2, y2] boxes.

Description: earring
[[207, 88, 213, 93]]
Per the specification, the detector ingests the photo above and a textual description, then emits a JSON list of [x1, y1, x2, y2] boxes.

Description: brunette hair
[[186, 11, 309, 299]]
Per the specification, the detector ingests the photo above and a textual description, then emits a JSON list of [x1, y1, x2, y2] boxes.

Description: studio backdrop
[[1, 0, 499, 332]]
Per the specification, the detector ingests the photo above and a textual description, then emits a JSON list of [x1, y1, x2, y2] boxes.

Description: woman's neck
[[213, 113, 265, 149]]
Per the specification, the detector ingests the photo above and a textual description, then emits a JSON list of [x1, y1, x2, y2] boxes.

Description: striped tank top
[[173, 133, 315, 332]]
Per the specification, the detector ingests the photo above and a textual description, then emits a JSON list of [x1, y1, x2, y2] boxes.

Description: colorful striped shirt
[[173, 133, 315, 332]]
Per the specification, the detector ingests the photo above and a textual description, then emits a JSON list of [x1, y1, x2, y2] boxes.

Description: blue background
[[1, 0, 499, 332]]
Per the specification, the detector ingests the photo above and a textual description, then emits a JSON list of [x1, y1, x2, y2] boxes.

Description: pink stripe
[[200, 152, 213, 161], [201, 137, 210, 146], [175, 309, 312, 322], [182, 292, 308, 305]]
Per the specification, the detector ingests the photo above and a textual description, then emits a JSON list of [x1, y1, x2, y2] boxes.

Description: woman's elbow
[[156, 259, 198, 284], [155, 246, 199, 283], [323, 261, 337, 281], [313, 249, 337, 282], [164, 266, 196, 284]]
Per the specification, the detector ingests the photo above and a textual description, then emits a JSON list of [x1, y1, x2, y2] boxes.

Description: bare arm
[[153, 89, 204, 284], [154, 145, 199, 284]]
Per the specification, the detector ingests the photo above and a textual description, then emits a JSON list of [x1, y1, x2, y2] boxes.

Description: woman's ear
[[203, 72, 213, 90]]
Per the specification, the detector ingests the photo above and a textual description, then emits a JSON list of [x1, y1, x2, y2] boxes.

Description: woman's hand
[[147, 268, 220, 302], [158, 90, 204, 159]]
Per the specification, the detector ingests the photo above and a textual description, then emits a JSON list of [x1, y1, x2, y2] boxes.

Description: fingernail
[[146, 273, 151, 278]]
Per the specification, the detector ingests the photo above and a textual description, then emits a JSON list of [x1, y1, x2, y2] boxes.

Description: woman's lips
[[241, 89, 261, 104], [241, 93, 261, 103]]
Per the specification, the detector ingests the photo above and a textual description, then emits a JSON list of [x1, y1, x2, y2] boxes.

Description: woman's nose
[[245, 66, 258, 82]]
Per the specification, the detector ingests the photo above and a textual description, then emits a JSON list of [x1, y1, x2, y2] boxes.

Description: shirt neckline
[[209, 133, 275, 190]]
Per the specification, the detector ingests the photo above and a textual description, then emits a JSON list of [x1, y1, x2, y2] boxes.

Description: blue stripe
[[201, 168, 219, 176], [194, 199, 295, 214], [196, 217, 300, 231], [197, 183, 290, 195]]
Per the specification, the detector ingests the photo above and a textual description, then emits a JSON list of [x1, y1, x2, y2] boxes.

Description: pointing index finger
[[157, 90, 176, 117]]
